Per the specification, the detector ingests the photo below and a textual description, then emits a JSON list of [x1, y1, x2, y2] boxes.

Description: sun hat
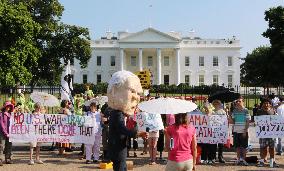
[[3, 101, 14, 111]]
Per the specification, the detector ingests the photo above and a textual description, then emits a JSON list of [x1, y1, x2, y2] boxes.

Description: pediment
[[119, 28, 180, 43]]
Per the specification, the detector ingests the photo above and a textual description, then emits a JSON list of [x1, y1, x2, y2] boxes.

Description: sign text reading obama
[[9, 113, 98, 144], [188, 114, 228, 144]]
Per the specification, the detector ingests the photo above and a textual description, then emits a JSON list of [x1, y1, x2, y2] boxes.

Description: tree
[[241, 46, 272, 86], [12, 0, 91, 86], [0, 1, 41, 86], [262, 6, 284, 86]]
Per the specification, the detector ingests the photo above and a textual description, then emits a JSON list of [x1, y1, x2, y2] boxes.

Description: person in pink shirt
[[165, 113, 197, 171]]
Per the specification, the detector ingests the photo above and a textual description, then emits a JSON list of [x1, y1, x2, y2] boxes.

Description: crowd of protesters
[[0, 87, 284, 170]]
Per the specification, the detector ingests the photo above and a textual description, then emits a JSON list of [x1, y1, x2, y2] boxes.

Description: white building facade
[[72, 28, 241, 87]]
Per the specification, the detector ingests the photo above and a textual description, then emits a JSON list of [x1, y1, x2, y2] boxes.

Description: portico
[[118, 28, 181, 85], [119, 47, 181, 85]]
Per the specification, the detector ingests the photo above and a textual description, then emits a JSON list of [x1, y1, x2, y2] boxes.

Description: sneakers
[[86, 160, 92, 164], [35, 160, 44, 164], [28, 160, 35, 165], [29, 159, 43, 165], [272, 162, 279, 168], [257, 161, 265, 167], [0, 159, 3, 166], [240, 160, 249, 166]]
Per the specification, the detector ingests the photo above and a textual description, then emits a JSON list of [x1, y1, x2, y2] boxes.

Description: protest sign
[[136, 112, 164, 132], [255, 115, 284, 138], [9, 113, 99, 144], [188, 114, 228, 144]]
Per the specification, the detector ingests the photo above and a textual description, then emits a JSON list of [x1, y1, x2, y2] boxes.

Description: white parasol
[[138, 97, 197, 114], [30, 92, 60, 107], [84, 96, 108, 107], [84, 98, 98, 107]]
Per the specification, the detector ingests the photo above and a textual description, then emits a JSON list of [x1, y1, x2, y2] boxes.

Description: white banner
[[136, 112, 164, 132], [188, 114, 228, 144], [255, 115, 284, 138], [9, 113, 99, 144]]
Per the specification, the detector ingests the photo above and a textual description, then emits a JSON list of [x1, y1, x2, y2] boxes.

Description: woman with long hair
[[165, 113, 197, 171]]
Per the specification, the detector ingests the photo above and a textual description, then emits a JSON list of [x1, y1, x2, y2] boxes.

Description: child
[[29, 103, 44, 165], [0, 101, 14, 166], [230, 97, 250, 166], [85, 102, 102, 164]]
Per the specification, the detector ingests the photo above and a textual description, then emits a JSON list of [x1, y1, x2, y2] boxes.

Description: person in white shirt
[[276, 97, 284, 155], [85, 102, 102, 164]]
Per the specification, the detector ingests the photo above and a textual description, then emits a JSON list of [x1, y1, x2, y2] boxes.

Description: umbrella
[[96, 96, 108, 106], [84, 96, 108, 107], [138, 97, 197, 114], [208, 90, 241, 103], [84, 98, 98, 106], [30, 92, 60, 107]]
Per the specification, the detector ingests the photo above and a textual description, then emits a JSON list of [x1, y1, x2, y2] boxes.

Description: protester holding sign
[[199, 105, 216, 164], [212, 100, 226, 163], [257, 98, 279, 168], [0, 101, 14, 166], [57, 100, 72, 155], [230, 97, 250, 166], [29, 103, 44, 165], [165, 113, 197, 171]]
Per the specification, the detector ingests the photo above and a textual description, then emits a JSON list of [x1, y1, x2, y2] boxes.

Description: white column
[[157, 48, 162, 85], [176, 48, 180, 85], [120, 48, 124, 71], [138, 48, 143, 71]]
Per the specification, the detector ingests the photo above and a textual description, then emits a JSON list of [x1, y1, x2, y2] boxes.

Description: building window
[[185, 75, 190, 85], [97, 74, 101, 84], [199, 56, 204, 66], [148, 56, 153, 66], [213, 56, 218, 66], [97, 56, 101, 66], [228, 56, 233, 66], [110, 56, 115, 66], [213, 75, 219, 85], [131, 56, 136, 66], [185, 56, 190, 66], [228, 75, 233, 87], [164, 75, 169, 85], [83, 74, 88, 84], [199, 75, 204, 86], [164, 56, 169, 66]]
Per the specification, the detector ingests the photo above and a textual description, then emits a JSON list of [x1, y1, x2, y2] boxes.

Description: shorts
[[30, 142, 41, 148], [233, 132, 248, 148], [165, 159, 193, 171], [259, 138, 275, 148]]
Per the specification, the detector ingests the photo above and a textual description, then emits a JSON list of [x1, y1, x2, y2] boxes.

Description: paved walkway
[[1, 150, 284, 171]]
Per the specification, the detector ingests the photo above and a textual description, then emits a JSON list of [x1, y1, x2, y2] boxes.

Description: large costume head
[[107, 71, 142, 115]]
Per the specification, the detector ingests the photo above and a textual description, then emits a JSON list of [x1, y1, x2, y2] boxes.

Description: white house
[[72, 28, 241, 87]]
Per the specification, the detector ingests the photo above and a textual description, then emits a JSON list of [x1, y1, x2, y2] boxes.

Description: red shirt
[[167, 124, 196, 162]]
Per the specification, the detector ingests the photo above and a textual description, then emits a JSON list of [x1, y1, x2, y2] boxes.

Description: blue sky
[[59, 0, 283, 57]]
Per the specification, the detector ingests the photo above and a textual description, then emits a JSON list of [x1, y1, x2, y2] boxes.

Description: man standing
[[276, 97, 284, 155], [107, 71, 147, 171]]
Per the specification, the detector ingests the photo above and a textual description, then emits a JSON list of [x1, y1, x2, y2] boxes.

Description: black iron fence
[[1, 85, 283, 113]]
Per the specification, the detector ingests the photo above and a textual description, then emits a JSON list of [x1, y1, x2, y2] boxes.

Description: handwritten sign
[[9, 113, 99, 144], [188, 114, 228, 144], [136, 112, 164, 132], [255, 115, 284, 138]]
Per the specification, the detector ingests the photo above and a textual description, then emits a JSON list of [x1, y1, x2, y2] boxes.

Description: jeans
[[276, 138, 282, 153], [0, 133, 12, 160]]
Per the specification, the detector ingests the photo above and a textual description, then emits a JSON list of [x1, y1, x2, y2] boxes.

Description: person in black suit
[[107, 71, 147, 171]]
